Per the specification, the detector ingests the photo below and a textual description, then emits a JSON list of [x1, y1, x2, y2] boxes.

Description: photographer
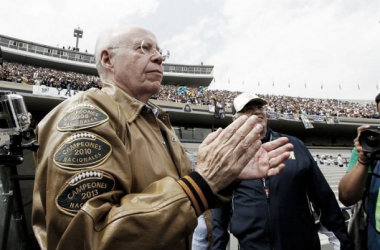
[[339, 93, 380, 250]]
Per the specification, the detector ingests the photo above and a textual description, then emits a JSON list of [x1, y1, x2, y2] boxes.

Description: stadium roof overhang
[[2, 47, 213, 87], [2, 47, 97, 75]]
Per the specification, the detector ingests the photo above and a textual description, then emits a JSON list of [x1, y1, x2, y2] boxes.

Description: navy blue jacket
[[212, 128, 353, 250]]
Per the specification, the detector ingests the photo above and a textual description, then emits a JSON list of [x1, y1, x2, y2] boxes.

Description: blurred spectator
[[337, 154, 344, 167], [313, 154, 320, 162], [325, 155, 334, 166]]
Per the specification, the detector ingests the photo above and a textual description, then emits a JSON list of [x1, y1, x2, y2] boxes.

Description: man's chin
[[148, 81, 161, 95]]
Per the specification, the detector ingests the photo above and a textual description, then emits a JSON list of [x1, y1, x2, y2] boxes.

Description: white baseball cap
[[233, 93, 267, 114]]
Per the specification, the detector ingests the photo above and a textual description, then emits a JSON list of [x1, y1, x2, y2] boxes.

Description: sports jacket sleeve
[[301, 141, 354, 250]]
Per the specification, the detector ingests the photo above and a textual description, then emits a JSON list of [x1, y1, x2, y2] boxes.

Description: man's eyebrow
[[144, 40, 161, 48]]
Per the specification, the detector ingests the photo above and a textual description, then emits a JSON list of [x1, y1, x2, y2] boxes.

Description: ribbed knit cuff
[[177, 171, 216, 216], [218, 181, 239, 197]]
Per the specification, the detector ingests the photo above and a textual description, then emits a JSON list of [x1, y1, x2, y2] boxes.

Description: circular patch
[[53, 132, 112, 170], [56, 170, 115, 216], [57, 103, 109, 131]]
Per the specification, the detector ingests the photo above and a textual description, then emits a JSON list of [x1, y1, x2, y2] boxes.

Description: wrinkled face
[[235, 101, 267, 138], [106, 28, 164, 102]]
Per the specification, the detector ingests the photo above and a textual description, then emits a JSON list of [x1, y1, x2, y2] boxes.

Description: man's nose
[[150, 50, 163, 64]]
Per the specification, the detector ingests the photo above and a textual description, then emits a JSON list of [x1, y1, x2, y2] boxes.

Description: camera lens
[[365, 134, 380, 148], [360, 129, 380, 153]]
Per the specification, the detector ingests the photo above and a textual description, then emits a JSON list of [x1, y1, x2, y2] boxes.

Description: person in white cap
[[212, 93, 353, 250]]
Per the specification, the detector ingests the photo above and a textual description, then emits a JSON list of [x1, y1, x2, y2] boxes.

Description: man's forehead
[[118, 27, 158, 44]]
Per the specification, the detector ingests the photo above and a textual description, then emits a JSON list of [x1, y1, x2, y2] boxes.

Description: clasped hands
[[196, 115, 293, 193]]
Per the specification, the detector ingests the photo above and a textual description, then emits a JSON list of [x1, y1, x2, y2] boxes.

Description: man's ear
[[101, 50, 114, 70]]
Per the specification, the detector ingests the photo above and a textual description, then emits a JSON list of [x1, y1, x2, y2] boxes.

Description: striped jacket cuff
[[177, 171, 216, 216]]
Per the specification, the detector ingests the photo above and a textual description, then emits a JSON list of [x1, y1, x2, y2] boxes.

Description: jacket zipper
[[262, 178, 275, 249]]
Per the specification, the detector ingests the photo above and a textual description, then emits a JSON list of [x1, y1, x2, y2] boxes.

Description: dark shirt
[[212, 128, 353, 250]]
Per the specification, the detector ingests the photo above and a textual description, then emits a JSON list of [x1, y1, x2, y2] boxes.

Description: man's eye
[[141, 43, 152, 52]]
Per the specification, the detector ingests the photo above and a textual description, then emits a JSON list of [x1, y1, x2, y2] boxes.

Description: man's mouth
[[147, 69, 163, 74]]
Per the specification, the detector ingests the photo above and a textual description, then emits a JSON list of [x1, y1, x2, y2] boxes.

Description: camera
[[0, 91, 31, 135], [359, 128, 380, 160], [0, 90, 37, 165]]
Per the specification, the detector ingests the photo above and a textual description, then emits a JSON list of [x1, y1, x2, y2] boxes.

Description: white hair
[[94, 28, 119, 81], [94, 26, 141, 81]]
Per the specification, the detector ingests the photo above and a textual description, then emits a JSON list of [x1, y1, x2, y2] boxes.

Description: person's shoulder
[[54, 89, 97, 109], [38, 89, 109, 128], [272, 130, 302, 144], [63, 88, 111, 107]]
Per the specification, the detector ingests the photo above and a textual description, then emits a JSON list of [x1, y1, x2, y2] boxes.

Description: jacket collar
[[101, 82, 161, 123], [261, 127, 277, 143]]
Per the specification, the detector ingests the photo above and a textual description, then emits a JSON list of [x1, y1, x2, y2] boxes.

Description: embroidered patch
[[54, 132, 112, 170], [56, 170, 115, 216], [289, 151, 296, 160], [57, 103, 109, 131]]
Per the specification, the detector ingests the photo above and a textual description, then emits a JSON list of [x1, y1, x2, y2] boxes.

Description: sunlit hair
[[94, 28, 115, 80]]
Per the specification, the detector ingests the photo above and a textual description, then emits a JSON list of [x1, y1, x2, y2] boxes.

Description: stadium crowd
[[1, 60, 378, 119], [0, 61, 102, 90]]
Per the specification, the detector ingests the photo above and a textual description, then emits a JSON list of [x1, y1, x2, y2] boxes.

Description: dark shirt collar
[[261, 127, 272, 143]]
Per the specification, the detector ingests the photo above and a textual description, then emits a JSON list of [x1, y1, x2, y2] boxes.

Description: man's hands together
[[196, 115, 293, 193], [238, 137, 292, 180]]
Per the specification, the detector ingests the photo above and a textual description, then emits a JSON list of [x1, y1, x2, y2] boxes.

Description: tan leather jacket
[[33, 83, 214, 250]]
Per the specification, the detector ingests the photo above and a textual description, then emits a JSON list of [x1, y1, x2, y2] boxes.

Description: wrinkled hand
[[238, 137, 293, 180], [196, 115, 286, 194]]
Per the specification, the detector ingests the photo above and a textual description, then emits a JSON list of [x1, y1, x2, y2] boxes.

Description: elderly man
[[32, 26, 292, 250], [212, 93, 353, 250]]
